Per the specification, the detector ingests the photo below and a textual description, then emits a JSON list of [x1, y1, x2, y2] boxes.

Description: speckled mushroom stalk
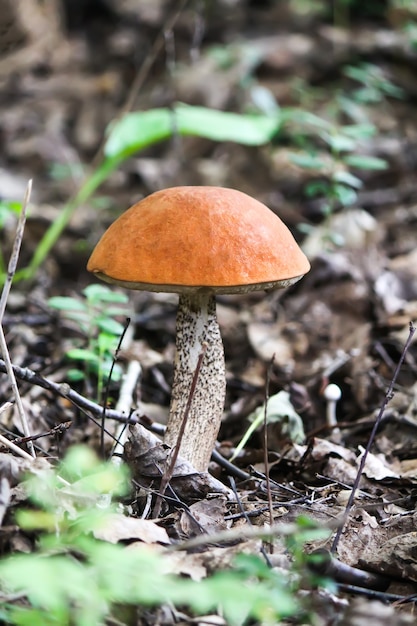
[[165, 292, 225, 472]]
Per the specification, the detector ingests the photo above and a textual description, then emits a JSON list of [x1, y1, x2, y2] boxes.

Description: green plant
[[283, 111, 385, 220], [48, 284, 129, 399], [403, 20, 417, 48], [0, 447, 329, 626], [343, 63, 405, 103], [281, 59, 404, 224]]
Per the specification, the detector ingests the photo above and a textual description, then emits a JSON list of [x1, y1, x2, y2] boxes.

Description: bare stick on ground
[[0, 181, 35, 457]]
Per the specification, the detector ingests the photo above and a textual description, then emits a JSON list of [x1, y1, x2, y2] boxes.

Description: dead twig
[[111, 359, 142, 465], [0, 358, 137, 424], [0, 181, 35, 457], [100, 317, 132, 458], [309, 548, 389, 591], [0, 358, 252, 482], [169, 518, 333, 552], [2, 421, 72, 448], [263, 355, 274, 554], [0, 431, 34, 462], [153, 343, 208, 518]]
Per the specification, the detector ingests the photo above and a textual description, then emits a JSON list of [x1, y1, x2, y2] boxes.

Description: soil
[[1, 1, 417, 624]]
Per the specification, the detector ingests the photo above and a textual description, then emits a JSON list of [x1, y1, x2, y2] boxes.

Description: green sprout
[[48, 284, 130, 400]]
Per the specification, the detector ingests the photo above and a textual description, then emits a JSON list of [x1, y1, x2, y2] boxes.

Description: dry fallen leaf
[[180, 496, 229, 537], [360, 531, 417, 582], [338, 598, 415, 625], [94, 513, 170, 545], [359, 447, 401, 480]]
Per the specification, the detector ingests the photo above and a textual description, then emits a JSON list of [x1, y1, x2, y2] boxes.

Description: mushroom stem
[[164, 292, 226, 472], [324, 383, 342, 443]]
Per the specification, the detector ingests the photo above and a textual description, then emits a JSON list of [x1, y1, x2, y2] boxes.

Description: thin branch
[[0, 357, 251, 482], [0, 358, 137, 424], [111, 359, 142, 464], [263, 355, 275, 554], [0, 181, 35, 457], [169, 518, 333, 553], [0, 431, 34, 462], [153, 342, 208, 518], [100, 317, 132, 457]]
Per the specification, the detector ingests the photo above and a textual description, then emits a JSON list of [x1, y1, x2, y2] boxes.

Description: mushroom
[[323, 383, 342, 443], [87, 186, 310, 472]]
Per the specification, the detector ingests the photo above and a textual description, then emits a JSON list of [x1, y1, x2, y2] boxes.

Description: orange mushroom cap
[[87, 186, 310, 294]]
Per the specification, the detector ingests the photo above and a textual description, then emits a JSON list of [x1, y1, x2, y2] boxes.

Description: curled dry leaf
[[94, 513, 170, 545], [124, 425, 234, 503], [248, 390, 305, 447], [358, 447, 401, 480], [179, 496, 230, 537]]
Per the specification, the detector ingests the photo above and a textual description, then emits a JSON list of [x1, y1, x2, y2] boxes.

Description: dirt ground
[[1, 1, 417, 624]]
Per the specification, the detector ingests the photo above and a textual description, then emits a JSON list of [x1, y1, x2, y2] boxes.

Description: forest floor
[[1, 1, 417, 624]]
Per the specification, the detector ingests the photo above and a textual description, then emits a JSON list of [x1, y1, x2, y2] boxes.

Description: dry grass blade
[[111, 350, 142, 465], [0, 180, 35, 457]]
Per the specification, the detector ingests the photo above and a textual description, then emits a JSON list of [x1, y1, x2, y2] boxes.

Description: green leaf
[[97, 318, 125, 336], [104, 104, 280, 160], [305, 180, 330, 197], [97, 332, 118, 351], [343, 64, 368, 84], [332, 183, 358, 206], [16, 510, 57, 532], [332, 170, 363, 188], [66, 368, 85, 381], [62, 446, 102, 479], [341, 123, 376, 139], [355, 86, 383, 104], [100, 361, 123, 381], [105, 108, 172, 158], [325, 133, 356, 152], [0, 200, 22, 214], [83, 284, 128, 304], [48, 297, 86, 312], [343, 154, 388, 170], [1, 605, 64, 626], [0, 201, 23, 228], [281, 108, 332, 131], [66, 349, 100, 363], [288, 152, 328, 170], [104, 306, 130, 316], [61, 447, 129, 493], [0, 555, 82, 612], [175, 103, 280, 144]]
